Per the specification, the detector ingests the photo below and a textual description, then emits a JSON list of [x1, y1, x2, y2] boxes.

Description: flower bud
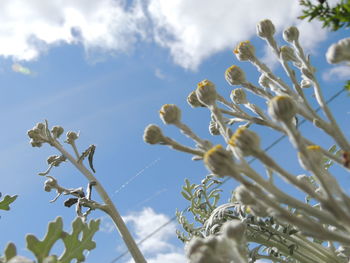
[[195, 79, 217, 106], [143, 124, 165, 145], [283, 26, 299, 43], [230, 88, 247, 104], [225, 65, 246, 86], [268, 96, 297, 123], [233, 41, 255, 61], [27, 122, 48, 147], [204, 145, 235, 177], [159, 104, 181, 125], [326, 38, 350, 64], [187, 91, 205, 108], [65, 131, 79, 144], [256, 19, 275, 39], [229, 127, 260, 156], [51, 126, 64, 139]]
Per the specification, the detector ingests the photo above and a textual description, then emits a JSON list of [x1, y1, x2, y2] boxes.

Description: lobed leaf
[[26, 217, 64, 263], [0, 195, 18, 211], [59, 217, 99, 263]]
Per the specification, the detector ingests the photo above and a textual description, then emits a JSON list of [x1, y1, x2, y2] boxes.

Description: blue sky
[[0, 1, 349, 263]]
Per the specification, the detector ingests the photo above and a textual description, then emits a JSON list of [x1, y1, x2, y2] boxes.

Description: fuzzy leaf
[[181, 191, 192, 201], [0, 195, 18, 211], [26, 217, 64, 263], [4, 243, 17, 261], [59, 217, 100, 263]]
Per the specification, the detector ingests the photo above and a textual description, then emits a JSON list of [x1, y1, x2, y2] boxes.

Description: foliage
[[0, 217, 99, 263], [0, 193, 17, 211], [299, 0, 350, 31], [176, 176, 222, 242]]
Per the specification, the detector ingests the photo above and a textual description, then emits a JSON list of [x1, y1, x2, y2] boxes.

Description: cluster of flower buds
[[145, 18, 350, 263], [27, 122, 50, 147]]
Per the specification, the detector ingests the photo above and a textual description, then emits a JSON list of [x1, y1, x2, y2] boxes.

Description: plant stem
[[52, 140, 147, 263]]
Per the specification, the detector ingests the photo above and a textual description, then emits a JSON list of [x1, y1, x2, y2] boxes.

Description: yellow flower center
[[229, 127, 247, 146]]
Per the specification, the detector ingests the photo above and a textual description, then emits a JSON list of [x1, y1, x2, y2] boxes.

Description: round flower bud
[[268, 96, 297, 123], [283, 26, 299, 43], [65, 131, 79, 144], [256, 19, 275, 39], [326, 38, 350, 64], [143, 124, 164, 144], [187, 91, 205, 108], [204, 145, 235, 177], [230, 88, 247, 104], [229, 127, 260, 156], [159, 104, 181, 125], [225, 65, 246, 86], [143, 124, 165, 145], [233, 41, 256, 61], [51, 126, 64, 139], [195, 79, 217, 106]]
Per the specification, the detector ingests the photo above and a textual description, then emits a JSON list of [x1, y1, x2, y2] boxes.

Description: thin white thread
[[113, 158, 161, 195]]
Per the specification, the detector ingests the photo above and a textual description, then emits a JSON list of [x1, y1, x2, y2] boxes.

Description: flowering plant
[[144, 19, 350, 262]]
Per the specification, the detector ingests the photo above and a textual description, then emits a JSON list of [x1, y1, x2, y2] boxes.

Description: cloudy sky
[[0, 0, 349, 262]]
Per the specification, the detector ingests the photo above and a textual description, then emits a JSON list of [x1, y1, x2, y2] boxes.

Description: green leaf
[[59, 217, 99, 263], [26, 217, 99, 263], [0, 195, 18, 211], [26, 217, 64, 263], [181, 191, 192, 201], [4, 243, 17, 261]]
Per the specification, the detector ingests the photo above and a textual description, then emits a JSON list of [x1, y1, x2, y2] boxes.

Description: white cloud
[[0, 0, 146, 60], [123, 207, 177, 253], [147, 0, 328, 70], [0, 0, 330, 70], [122, 207, 186, 263], [322, 65, 350, 81]]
